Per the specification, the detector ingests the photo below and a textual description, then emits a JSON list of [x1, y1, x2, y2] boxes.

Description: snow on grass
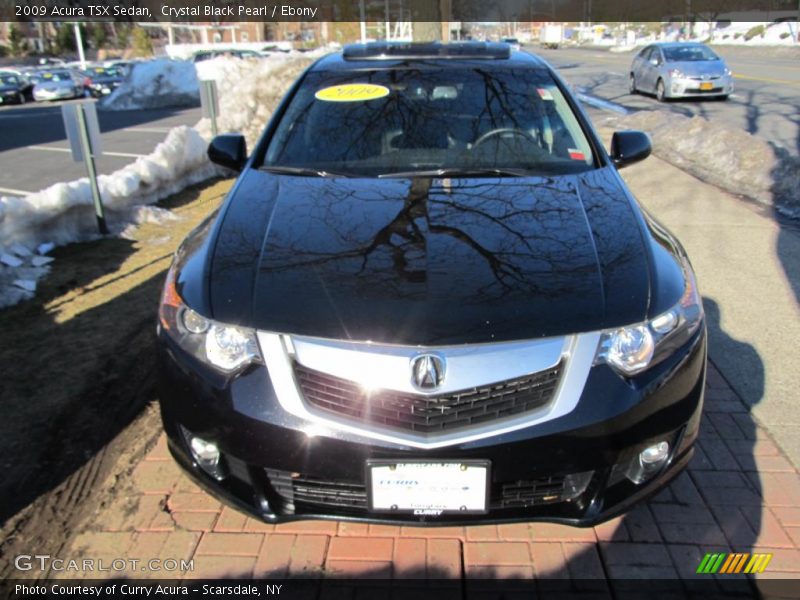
[[608, 110, 800, 217], [0, 55, 315, 308]]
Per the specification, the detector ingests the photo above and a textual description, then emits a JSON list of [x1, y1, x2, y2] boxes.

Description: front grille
[[266, 470, 368, 512], [265, 469, 581, 513], [293, 361, 562, 434], [492, 476, 570, 509]]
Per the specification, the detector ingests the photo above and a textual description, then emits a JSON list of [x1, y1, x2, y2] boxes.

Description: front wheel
[[629, 74, 637, 94], [656, 79, 666, 102]]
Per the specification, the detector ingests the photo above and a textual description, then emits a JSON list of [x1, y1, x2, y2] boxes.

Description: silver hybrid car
[[629, 42, 733, 101]]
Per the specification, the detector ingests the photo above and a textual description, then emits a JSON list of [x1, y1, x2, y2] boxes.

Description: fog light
[[181, 426, 227, 480], [640, 441, 669, 465], [625, 441, 670, 485], [190, 437, 220, 466]]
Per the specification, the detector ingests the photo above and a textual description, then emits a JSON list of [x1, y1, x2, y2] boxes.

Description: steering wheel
[[472, 127, 540, 149]]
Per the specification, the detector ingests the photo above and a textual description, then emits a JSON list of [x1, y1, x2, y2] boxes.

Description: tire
[[629, 74, 637, 94], [717, 94, 729, 101], [656, 79, 666, 102]]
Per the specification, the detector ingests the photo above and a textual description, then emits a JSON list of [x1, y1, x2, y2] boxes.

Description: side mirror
[[650, 58, 660, 66], [610, 130, 652, 169], [208, 134, 247, 171]]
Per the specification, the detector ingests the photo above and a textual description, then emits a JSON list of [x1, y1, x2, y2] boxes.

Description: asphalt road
[[0, 99, 202, 196], [542, 45, 800, 158]]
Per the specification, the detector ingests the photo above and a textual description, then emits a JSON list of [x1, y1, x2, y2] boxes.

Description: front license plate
[[699, 82, 713, 91], [368, 460, 489, 514]]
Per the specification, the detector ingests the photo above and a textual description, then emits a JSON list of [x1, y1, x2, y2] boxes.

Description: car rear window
[[263, 67, 596, 177], [663, 45, 719, 62]]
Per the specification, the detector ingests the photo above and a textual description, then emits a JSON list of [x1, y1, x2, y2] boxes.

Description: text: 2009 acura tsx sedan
[[157, 43, 706, 526]]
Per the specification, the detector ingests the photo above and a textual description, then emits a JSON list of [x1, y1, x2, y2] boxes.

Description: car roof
[[651, 42, 709, 47], [313, 42, 546, 72]]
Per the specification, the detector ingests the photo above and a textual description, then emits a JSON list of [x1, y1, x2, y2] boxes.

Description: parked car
[[81, 65, 125, 97], [502, 37, 521, 51], [30, 69, 83, 101], [192, 49, 261, 63], [157, 42, 706, 526], [630, 42, 733, 101], [0, 71, 33, 104]]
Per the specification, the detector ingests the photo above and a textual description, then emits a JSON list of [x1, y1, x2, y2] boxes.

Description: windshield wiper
[[260, 165, 353, 178], [377, 167, 535, 179]]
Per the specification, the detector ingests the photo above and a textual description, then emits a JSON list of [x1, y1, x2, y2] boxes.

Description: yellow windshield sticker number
[[315, 83, 390, 102]]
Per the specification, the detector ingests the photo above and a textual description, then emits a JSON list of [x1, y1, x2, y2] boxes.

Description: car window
[[264, 67, 596, 177], [0, 74, 19, 86], [639, 46, 652, 60], [663, 45, 719, 62], [38, 70, 73, 82]]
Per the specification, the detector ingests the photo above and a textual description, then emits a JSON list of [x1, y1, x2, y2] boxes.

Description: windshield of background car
[[663, 45, 719, 62], [263, 67, 596, 177], [0, 75, 19, 86], [87, 67, 121, 78], [36, 70, 73, 82]]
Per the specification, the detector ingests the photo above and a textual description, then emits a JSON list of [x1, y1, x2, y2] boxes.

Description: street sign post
[[199, 79, 219, 137], [62, 102, 107, 234]]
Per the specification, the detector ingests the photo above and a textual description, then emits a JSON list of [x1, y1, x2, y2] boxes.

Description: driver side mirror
[[610, 130, 652, 169], [650, 58, 661, 66], [208, 134, 247, 171]]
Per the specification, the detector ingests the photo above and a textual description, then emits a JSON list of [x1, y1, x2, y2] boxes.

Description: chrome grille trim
[[258, 332, 600, 449]]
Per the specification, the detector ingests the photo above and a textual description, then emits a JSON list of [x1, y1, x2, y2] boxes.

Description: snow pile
[[1, 55, 315, 307], [100, 59, 200, 110], [0, 126, 217, 307], [194, 55, 314, 149], [710, 22, 799, 46], [611, 110, 800, 216]]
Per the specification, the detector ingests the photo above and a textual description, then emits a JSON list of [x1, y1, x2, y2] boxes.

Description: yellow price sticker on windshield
[[315, 83, 390, 102]]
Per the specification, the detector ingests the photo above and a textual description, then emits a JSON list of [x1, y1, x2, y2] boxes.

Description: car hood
[[208, 168, 652, 345], [667, 60, 726, 77]]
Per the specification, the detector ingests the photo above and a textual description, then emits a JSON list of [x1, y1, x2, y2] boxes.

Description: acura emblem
[[411, 354, 446, 391]]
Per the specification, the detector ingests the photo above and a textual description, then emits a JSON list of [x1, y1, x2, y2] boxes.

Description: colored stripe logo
[[696, 552, 772, 574]]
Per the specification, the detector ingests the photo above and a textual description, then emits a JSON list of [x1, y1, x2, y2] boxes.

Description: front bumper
[[667, 75, 733, 98], [157, 327, 706, 526], [33, 87, 81, 101]]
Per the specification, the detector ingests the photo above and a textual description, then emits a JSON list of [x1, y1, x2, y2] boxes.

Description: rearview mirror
[[610, 130, 652, 169], [208, 134, 247, 171]]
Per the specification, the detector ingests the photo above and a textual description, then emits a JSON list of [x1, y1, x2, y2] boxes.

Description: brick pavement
[[50, 361, 800, 595]]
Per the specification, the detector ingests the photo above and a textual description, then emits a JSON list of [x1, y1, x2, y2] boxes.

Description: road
[[0, 99, 202, 196], [542, 45, 800, 157]]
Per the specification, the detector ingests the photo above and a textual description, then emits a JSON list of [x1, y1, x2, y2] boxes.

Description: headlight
[[724, 67, 732, 76], [668, 68, 685, 78], [595, 256, 703, 376], [158, 266, 261, 373]]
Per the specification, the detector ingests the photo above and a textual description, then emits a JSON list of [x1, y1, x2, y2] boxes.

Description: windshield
[[0, 74, 19, 86], [86, 67, 121, 78], [263, 67, 596, 177], [34, 70, 73, 83], [663, 45, 719, 62]]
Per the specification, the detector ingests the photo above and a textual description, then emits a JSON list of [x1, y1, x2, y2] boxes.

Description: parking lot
[[1, 42, 799, 595], [0, 100, 201, 195]]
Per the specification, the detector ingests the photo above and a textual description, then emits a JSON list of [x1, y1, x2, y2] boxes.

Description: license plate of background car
[[367, 460, 490, 514], [700, 82, 713, 90]]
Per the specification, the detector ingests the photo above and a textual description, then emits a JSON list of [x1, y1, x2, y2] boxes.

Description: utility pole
[[73, 23, 86, 70], [359, 0, 367, 43]]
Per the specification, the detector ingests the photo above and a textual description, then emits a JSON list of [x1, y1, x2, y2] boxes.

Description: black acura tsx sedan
[[157, 42, 706, 526]]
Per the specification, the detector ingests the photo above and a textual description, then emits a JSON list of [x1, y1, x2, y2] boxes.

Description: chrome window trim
[[258, 332, 600, 450]]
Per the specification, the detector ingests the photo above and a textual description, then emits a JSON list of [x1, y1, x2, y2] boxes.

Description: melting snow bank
[[100, 59, 200, 110], [0, 56, 315, 308], [607, 110, 800, 218], [0, 127, 217, 308]]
